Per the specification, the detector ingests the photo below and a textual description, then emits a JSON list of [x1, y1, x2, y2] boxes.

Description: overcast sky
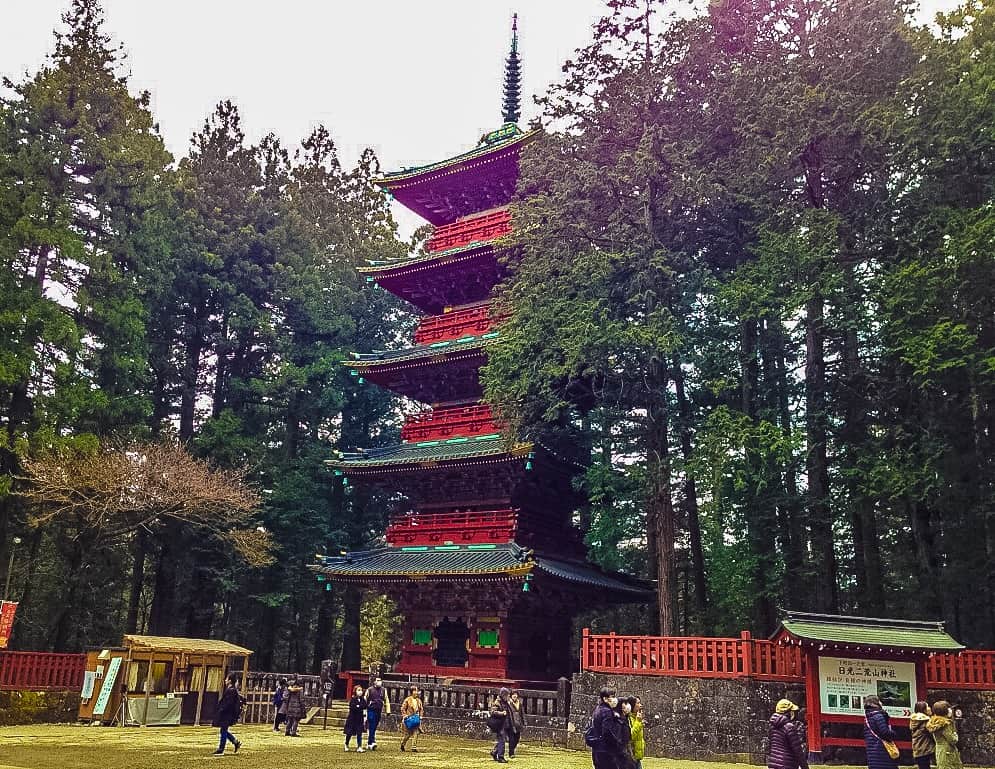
[[3, 1, 963, 235]]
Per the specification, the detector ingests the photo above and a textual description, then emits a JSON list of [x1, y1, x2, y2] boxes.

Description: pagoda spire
[[501, 13, 522, 125]]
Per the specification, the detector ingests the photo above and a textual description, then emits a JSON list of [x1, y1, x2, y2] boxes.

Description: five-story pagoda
[[312, 17, 648, 683]]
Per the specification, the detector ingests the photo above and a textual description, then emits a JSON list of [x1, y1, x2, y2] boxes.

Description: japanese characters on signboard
[[0, 601, 18, 649], [818, 656, 917, 718]]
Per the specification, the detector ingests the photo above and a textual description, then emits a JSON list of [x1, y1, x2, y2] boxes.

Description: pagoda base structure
[[314, 542, 648, 682]]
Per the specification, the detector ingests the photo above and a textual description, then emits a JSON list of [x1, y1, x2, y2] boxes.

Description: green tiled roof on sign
[[777, 611, 964, 651]]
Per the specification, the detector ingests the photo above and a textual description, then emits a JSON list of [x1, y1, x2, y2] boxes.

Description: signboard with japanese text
[[92, 656, 122, 717], [0, 601, 18, 648], [818, 656, 917, 718]]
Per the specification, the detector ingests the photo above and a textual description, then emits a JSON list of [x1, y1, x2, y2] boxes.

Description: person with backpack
[[488, 688, 511, 763], [211, 672, 243, 755], [366, 677, 390, 751], [284, 675, 306, 737], [586, 686, 628, 769], [344, 684, 367, 752], [909, 701, 935, 769], [272, 678, 288, 732], [766, 699, 808, 769]]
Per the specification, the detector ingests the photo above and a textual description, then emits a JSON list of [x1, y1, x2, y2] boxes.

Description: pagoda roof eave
[[309, 542, 653, 601], [360, 241, 506, 278], [327, 436, 531, 471], [378, 128, 540, 187], [346, 334, 497, 370]]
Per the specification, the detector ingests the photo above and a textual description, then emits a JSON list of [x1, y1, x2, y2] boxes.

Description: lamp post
[[3, 536, 22, 603]]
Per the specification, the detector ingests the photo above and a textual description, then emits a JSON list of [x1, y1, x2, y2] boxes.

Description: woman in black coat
[[212, 673, 242, 755], [863, 695, 900, 769], [344, 685, 368, 752]]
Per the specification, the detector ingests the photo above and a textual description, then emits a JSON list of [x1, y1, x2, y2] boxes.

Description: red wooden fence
[[0, 651, 85, 691], [581, 630, 995, 690]]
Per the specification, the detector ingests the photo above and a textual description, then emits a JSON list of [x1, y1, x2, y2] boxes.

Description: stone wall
[[378, 709, 569, 747], [567, 671, 803, 764], [0, 690, 81, 726]]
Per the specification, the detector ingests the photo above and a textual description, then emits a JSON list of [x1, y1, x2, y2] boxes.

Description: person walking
[[766, 699, 808, 769], [909, 701, 935, 769], [212, 672, 243, 755], [366, 677, 390, 750], [507, 690, 525, 759], [586, 686, 628, 769], [488, 688, 511, 763], [272, 678, 288, 732], [927, 701, 963, 769], [625, 696, 645, 769], [400, 685, 424, 752], [345, 684, 367, 752], [863, 695, 899, 769], [284, 675, 306, 737]]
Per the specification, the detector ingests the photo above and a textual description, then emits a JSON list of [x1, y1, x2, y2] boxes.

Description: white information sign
[[818, 656, 917, 718], [92, 656, 122, 717], [80, 671, 96, 699]]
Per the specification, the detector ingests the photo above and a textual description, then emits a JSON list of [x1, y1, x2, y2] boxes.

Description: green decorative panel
[[412, 629, 433, 646], [477, 629, 499, 648]]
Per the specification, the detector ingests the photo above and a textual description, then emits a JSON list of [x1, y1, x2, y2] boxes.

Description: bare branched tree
[[19, 442, 274, 567]]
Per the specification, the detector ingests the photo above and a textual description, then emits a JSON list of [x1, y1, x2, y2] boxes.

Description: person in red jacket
[[767, 699, 808, 769]]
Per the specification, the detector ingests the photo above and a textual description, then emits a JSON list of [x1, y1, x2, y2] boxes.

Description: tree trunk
[[646, 372, 675, 636], [148, 534, 178, 635], [805, 292, 838, 612], [671, 356, 707, 625], [125, 530, 147, 633], [339, 586, 362, 672]]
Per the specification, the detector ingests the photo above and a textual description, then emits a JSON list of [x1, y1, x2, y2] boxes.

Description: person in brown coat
[[909, 701, 935, 769]]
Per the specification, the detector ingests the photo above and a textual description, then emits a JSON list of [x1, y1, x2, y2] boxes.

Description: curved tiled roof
[[309, 543, 652, 601], [774, 612, 964, 651], [378, 128, 540, 185], [347, 333, 497, 369], [328, 434, 529, 470], [359, 241, 506, 277]]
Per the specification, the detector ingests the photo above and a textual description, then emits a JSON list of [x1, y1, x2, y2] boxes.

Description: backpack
[[584, 722, 602, 748]]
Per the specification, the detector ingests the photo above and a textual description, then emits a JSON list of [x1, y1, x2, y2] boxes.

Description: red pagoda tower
[[313, 18, 648, 683]]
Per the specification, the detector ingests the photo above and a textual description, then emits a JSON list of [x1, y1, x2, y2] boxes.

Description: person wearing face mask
[[586, 686, 629, 768], [625, 696, 645, 769], [767, 699, 809, 769], [615, 696, 636, 769], [366, 676, 389, 750]]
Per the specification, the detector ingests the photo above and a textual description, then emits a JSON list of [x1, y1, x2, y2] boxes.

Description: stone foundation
[[567, 673, 995, 767], [378, 710, 568, 747], [567, 671, 801, 764], [0, 690, 81, 726]]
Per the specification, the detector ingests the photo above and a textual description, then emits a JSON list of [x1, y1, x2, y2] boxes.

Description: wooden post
[[241, 654, 249, 720], [121, 646, 133, 728], [804, 648, 822, 761], [220, 655, 229, 695], [141, 652, 154, 726], [194, 655, 207, 726]]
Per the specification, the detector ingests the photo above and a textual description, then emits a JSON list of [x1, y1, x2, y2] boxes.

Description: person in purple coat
[[766, 699, 808, 769]]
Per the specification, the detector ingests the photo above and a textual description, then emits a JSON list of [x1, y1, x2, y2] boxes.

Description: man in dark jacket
[[489, 687, 512, 763], [212, 672, 243, 755], [366, 677, 388, 750], [588, 686, 628, 769], [767, 699, 808, 769]]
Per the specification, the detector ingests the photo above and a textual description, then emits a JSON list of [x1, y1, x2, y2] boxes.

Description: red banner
[[0, 601, 18, 649]]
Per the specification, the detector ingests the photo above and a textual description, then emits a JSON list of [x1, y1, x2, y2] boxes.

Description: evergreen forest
[[1, 0, 994, 675]]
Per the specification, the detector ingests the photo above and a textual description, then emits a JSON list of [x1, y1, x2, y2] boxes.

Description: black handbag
[[486, 713, 506, 733]]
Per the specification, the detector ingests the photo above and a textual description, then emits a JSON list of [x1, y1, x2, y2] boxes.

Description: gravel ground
[[0, 723, 879, 769]]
